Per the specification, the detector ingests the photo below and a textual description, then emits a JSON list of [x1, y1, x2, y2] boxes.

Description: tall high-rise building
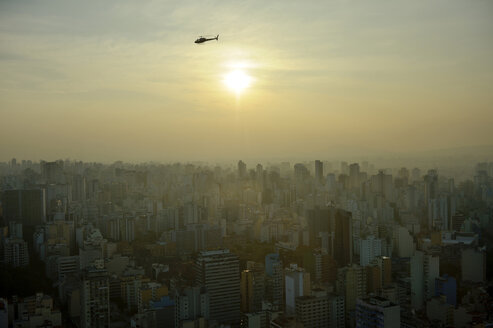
[[328, 293, 345, 328], [256, 164, 264, 188], [195, 250, 240, 325], [411, 168, 421, 182], [174, 285, 209, 327], [45, 220, 75, 254], [411, 251, 439, 309], [410, 251, 424, 309], [42, 161, 65, 184], [341, 161, 349, 175], [424, 253, 439, 299], [315, 160, 324, 182], [366, 265, 382, 294], [56, 256, 80, 282], [284, 264, 310, 315], [72, 174, 87, 202], [80, 265, 110, 328], [303, 249, 332, 283], [3, 237, 29, 267], [375, 256, 392, 287], [371, 171, 393, 201], [295, 289, 329, 328], [306, 207, 330, 247], [238, 160, 247, 178], [2, 189, 46, 225], [355, 296, 400, 328], [394, 226, 415, 258], [121, 217, 135, 242], [337, 264, 366, 322], [241, 269, 264, 313], [265, 253, 283, 309], [333, 209, 353, 267], [360, 236, 382, 267], [306, 207, 352, 265], [294, 163, 309, 180], [349, 163, 360, 190], [241, 262, 265, 313], [424, 170, 438, 208]]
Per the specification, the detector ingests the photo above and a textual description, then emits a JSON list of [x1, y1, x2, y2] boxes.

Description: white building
[[284, 264, 310, 315], [360, 236, 382, 266], [411, 251, 439, 309]]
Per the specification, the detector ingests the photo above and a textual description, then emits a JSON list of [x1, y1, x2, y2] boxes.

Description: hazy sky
[[1, 0, 492, 162]]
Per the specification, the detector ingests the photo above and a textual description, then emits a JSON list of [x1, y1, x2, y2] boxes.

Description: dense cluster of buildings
[[0, 158, 492, 327]]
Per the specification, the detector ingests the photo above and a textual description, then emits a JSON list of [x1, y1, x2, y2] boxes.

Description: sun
[[223, 69, 252, 94]]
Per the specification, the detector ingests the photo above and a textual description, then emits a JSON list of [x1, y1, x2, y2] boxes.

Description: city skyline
[[1, 0, 493, 162], [1, 156, 492, 326]]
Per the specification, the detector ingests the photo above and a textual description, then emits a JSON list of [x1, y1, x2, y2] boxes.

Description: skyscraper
[[424, 169, 438, 207], [306, 206, 352, 265], [337, 264, 366, 323], [333, 209, 353, 267], [349, 163, 360, 190], [284, 264, 310, 315], [306, 207, 330, 247], [2, 189, 46, 226], [241, 267, 265, 313], [195, 250, 240, 325], [80, 264, 110, 328], [174, 285, 209, 327], [265, 253, 283, 309], [315, 160, 324, 182], [360, 236, 382, 267], [328, 293, 345, 328], [411, 251, 439, 309], [375, 256, 392, 287], [295, 289, 329, 328], [294, 163, 309, 180], [72, 174, 86, 202], [238, 160, 247, 179]]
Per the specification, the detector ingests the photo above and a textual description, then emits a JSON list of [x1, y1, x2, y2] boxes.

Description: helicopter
[[195, 34, 219, 44]]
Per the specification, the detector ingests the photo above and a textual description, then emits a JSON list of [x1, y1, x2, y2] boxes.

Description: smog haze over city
[[1, 1, 493, 328], [1, 0, 493, 163]]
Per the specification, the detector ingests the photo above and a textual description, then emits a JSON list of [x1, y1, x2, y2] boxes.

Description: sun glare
[[223, 69, 252, 94]]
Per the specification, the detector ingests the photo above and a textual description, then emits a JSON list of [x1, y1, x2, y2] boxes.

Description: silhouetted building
[[315, 160, 324, 182], [195, 250, 240, 325], [238, 160, 247, 178], [333, 209, 352, 267], [2, 189, 46, 225]]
